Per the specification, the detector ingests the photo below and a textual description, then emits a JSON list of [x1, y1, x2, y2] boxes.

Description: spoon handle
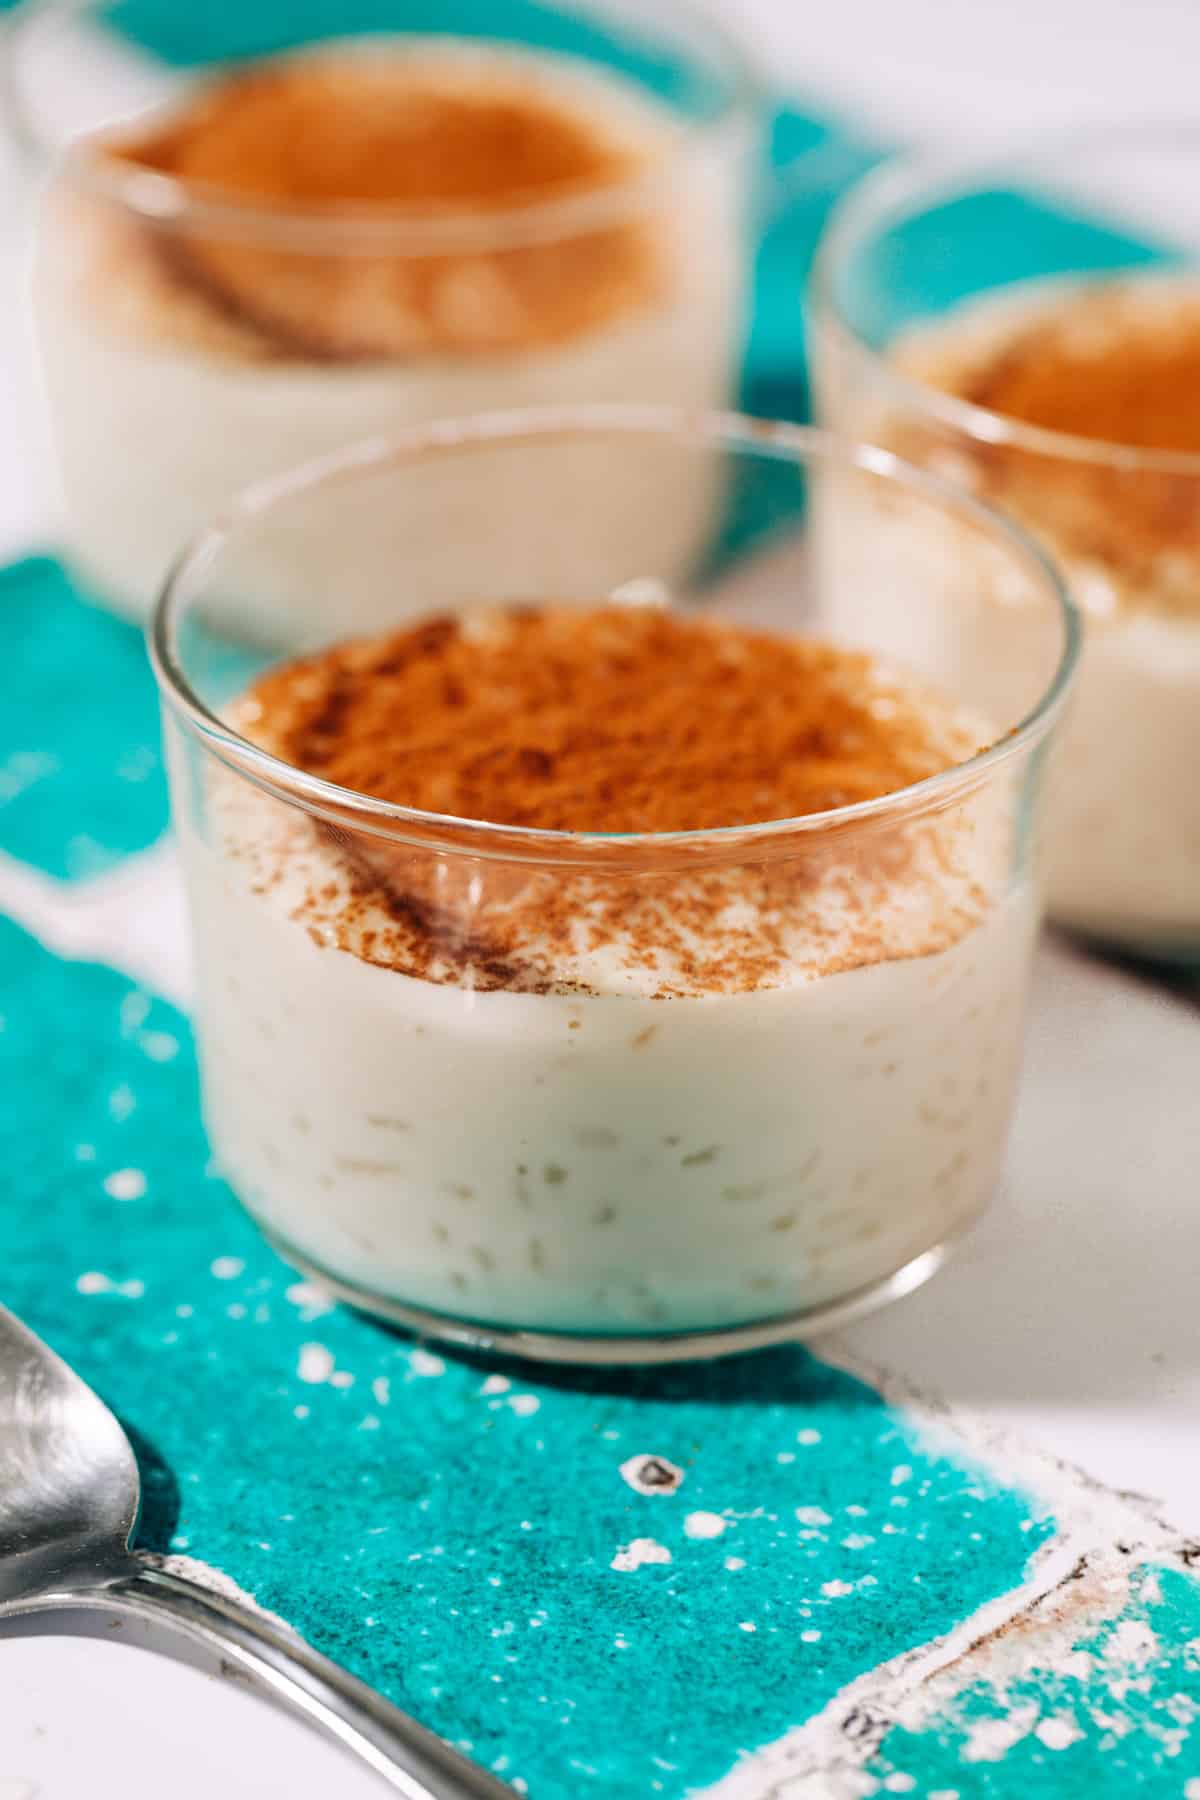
[[2, 1565, 512, 1798]]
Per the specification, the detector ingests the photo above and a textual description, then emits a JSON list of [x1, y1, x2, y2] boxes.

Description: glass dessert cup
[[811, 126, 1200, 964], [9, 0, 767, 624], [149, 406, 1078, 1365]]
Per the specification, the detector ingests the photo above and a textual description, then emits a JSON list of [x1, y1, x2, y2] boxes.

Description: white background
[[2, 1, 1199, 1794]]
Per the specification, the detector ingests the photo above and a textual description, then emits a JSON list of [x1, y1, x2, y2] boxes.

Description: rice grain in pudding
[[817, 277, 1200, 950], [175, 603, 1033, 1336], [38, 44, 742, 626]]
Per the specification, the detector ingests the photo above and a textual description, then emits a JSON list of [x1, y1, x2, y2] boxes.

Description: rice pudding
[[37, 43, 743, 626], [818, 277, 1200, 952], [172, 602, 1035, 1341]]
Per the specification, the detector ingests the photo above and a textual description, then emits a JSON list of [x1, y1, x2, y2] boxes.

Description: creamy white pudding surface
[[172, 603, 1033, 1338], [38, 42, 741, 627], [819, 277, 1200, 951]]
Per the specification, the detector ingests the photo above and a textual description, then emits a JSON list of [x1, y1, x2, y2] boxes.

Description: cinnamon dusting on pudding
[[221, 607, 997, 996], [102, 52, 667, 360], [895, 281, 1200, 616], [246, 605, 984, 831]]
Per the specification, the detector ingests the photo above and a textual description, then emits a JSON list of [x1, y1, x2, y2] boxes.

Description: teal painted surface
[[0, 910, 1055, 1795], [0, 557, 166, 879], [866, 1562, 1200, 1795], [90, 0, 720, 111], [841, 190, 1177, 350]]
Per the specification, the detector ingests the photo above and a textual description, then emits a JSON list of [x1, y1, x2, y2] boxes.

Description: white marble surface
[[841, 936, 1200, 1529], [0, 0, 1197, 1793]]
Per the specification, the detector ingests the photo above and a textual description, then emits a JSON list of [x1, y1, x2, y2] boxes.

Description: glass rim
[[812, 119, 1200, 475], [5, 0, 764, 252], [148, 403, 1081, 861]]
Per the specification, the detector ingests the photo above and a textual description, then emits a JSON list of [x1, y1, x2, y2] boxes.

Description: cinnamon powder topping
[[243, 605, 981, 832], [226, 607, 995, 995], [960, 284, 1200, 453], [105, 53, 667, 360], [896, 281, 1200, 616]]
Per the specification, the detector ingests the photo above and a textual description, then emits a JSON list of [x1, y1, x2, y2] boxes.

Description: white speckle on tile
[[120, 992, 151, 1032], [508, 1394, 540, 1416], [285, 1280, 334, 1318], [961, 1704, 1039, 1762], [226, 1302, 247, 1319], [821, 1580, 854, 1598], [620, 1453, 684, 1496], [210, 1256, 244, 1280], [797, 1507, 833, 1528], [481, 1374, 511, 1395], [330, 1370, 355, 1389], [1184, 1781, 1200, 1800], [104, 1167, 147, 1201], [725, 1557, 746, 1572], [777, 1452, 797, 1464], [77, 1271, 111, 1294], [890, 1464, 913, 1487], [1035, 1715, 1084, 1752], [359, 1415, 380, 1431], [843, 1534, 875, 1550], [928, 1791, 961, 1800], [176, 1304, 193, 1318], [293, 1404, 310, 1419], [410, 1348, 446, 1377], [883, 1776, 916, 1793], [107, 1083, 136, 1122], [738, 1621, 757, 1633], [141, 1030, 179, 1062], [610, 1538, 672, 1573], [797, 1428, 822, 1446], [372, 1376, 391, 1407], [297, 1343, 334, 1384], [75, 1143, 96, 1163], [846, 1504, 869, 1518], [684, 1511, 727, 1540], [1107, 1619, 1159, 1667], [801, 1629, 821, 1643]]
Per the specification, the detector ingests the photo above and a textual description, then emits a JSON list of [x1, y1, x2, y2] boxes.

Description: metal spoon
[[0, 1302, 511, 1798]]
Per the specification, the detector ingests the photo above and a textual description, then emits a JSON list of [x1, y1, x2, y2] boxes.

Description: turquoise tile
[[0, 557, 166, 878], [865, 1562, 1200, 1795]]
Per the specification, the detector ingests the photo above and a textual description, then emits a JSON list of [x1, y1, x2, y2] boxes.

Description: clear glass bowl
[[811, 127, 1200, 963], [150, 405, 1078, 1363], [10, 0, 764, 619]]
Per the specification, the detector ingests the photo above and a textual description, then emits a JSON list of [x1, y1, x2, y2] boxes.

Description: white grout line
[[0, 838, 192, 1007], [700, 1338, 1194, 1799]]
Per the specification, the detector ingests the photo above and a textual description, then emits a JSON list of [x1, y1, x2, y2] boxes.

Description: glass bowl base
[[254, 1218, 972, 1367]]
